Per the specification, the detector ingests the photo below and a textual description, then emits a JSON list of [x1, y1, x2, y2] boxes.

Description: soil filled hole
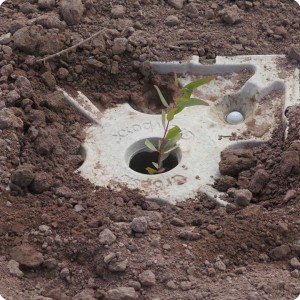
[[129, 150, 179, 174]]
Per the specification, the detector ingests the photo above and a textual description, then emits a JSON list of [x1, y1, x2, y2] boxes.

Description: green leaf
[[163, 132, 182, 151], [146, 167, 158, 174], [152, 162, 159, 169], [164, 144, 179, 154], [161, 110, 166, 129], [167, 107, 183, 121], [176, 97, 209, 108], [174, 72, 179, 87], [181, 76, 214, 98], [145, 139, 157, 152], [154, 85, 169, 108], [166, 126, 181, 140]]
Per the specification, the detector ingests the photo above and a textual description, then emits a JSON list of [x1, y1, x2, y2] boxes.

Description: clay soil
[[0, 0, 300, 299]]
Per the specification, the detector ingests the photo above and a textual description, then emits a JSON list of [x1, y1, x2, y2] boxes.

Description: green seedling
[[145, 73, 214, 174]]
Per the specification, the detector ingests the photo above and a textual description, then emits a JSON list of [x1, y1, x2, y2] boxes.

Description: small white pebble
[[226, 111, 244, 124]]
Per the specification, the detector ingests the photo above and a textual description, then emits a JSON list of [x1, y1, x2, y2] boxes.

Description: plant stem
[[157, 120, 170, 172]]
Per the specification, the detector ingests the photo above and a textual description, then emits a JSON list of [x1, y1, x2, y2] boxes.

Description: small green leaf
[[167, 107, 183, 121], [145, 139, 157, 152], [164, 144, 179, 154], [181, 76, 214, 98], [154, 85, 169, 108], [146, 167, 158, 174], [161, 110, 166, 129], [152, 162, 159, 169], [174, 72, 179, 87], [163, 132, 182, 152], [166, 126, 181, 140], [176, 97, 209, 108]]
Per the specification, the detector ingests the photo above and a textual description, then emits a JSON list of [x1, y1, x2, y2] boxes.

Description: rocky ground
[[0, 0, 300, 299]]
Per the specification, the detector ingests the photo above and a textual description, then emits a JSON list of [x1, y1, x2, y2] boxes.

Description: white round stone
[[226, 111, 244, 124]]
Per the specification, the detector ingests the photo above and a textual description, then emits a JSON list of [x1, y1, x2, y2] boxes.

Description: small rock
[[236, 205, 264, 219], [13, 26, 42, 54], [162, 243, 171, 250], [105, 252, 128, 272], [131, 217, 148, 233], [29, 172, 52, 194], [60, 267, 70, 281], [205, 9, 215, 19], [127, 280, 141, 291], [269, 245, 291, 260], [215, 229, 224, 238], [8, 260, 23, 278], [87, 59, 104, 70], [207, 224, 218, 233], [112, 38, 128, 55], [219, 148, 256, 176], [38, 225, 50, 232], [178, 231, 201, 241], [247, 292, 259, 300], [19, 2, 36, 14], [274, 26, 288, 38], [55, 186, 73, 198], [167, 0, 185, 9], [111, 61, 119, 75], [207, 267, 216, 276], [38, 0, 55, 9], [0, 64, 13, 77], [106, 287, 138, 300], [183, 3, 199, 19], [74, 288, 97, 300], [138, 270, 156, 287], [248, 169, 270, 193], [61, 0, 84, 25], [233, 189, 252, 207], [166, 280, 177, 290], [213, 175, 237, 192], [165, 15, 180, 27], [145, 211, 162, 230], [11, 166, 34, 188], [36, 15, 66, 30], [0, 108, 23, 129], [170, 217, 185, 227], [292, 240, 300, 256], [221, 5, 243, 25], [291, 269, 300, 278], [43, 258, 58, 270], [74, 204, 84, 212], [288, 45, 300, 61], [15, 76, 33, 98], [11, 244, 44, 268], [57, 68, 69, 79], [283, 189, 297, 203], [180, 281, 191, 291], [42, 72, 56, 91], [214, 259, 226, 271], [111, 5, 126, 18], [99, 228, 116, 246], [6, 90, 21, 105], [104, 252, 117, 264], [290, 257, 300, 270], [108, 259, 128, 272], [280, 150, 299, 178], [128, 30, 148, 47]]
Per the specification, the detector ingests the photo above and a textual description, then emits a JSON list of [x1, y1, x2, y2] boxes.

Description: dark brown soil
[[0, 0, 300, 300]]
